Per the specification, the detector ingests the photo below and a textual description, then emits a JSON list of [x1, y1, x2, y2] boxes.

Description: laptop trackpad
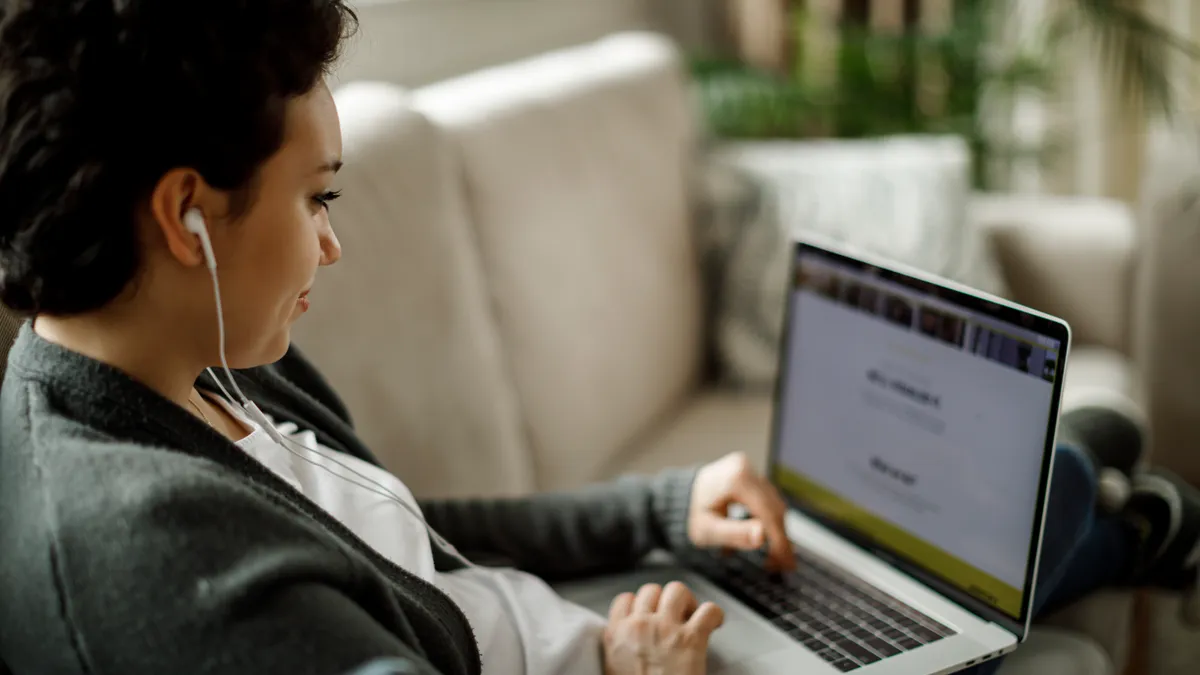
[[555, 566, 795, 671]]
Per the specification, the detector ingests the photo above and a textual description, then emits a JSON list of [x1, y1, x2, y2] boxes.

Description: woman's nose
[[319, 221, 341, 266]]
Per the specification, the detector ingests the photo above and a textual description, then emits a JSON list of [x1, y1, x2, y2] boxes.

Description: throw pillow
[[692, 153, 790, 389], [694, 135, 1009, 391], [715, 136, 1007, 296]]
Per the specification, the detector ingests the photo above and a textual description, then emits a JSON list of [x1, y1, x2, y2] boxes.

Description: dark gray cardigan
[[0, 324, 700, 675]]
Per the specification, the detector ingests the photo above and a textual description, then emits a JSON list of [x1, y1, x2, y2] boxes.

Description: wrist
[[649, 467, 700, 558]]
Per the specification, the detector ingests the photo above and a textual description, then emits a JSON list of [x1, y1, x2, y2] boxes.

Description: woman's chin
[[226, 331, 293, 370], [265, 329, 293, 363]]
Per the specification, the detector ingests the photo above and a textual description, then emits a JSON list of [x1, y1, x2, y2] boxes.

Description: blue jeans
[[344, 443, 1137, 675], [963, 443, 1138, 675]]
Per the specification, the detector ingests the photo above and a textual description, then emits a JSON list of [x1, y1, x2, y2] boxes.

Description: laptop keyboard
[[705, 548, 959, 672]]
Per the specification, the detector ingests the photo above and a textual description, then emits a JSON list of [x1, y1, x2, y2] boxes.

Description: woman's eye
[[313, 189, 342, 211]]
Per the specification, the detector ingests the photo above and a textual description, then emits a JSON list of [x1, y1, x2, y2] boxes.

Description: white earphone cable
[[193, 217, 467, 563], [201, 261, 253, 409], [264, 409, 469, 560]]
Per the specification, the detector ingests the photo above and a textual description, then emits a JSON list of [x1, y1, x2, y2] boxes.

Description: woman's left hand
[[688, 452, 795, 572]]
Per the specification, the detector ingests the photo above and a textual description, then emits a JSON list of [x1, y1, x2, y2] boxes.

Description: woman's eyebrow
[[315, 159, 343, 174]]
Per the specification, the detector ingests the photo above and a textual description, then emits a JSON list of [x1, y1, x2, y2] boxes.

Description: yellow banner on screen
[[773, 466, 1024, 617]]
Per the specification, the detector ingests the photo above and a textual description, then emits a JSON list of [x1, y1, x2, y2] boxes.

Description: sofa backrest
[[290, 82, 534, 499], [412, 32, 705, 489]]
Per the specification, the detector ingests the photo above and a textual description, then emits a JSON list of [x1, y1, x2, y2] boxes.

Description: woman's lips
[[298, 289, 311, 312]]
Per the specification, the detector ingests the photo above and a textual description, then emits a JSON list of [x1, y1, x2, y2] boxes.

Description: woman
[[0, 2, 1196, 675]]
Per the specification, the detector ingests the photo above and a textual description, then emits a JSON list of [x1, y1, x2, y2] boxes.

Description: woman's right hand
[[602, 581, 725, 675]]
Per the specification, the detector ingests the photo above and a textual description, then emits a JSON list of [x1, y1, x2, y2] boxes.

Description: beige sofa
[[291, 30, 1152, 675]]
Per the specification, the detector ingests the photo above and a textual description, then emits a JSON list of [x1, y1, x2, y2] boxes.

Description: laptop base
[[553, 510, 1016, 674]]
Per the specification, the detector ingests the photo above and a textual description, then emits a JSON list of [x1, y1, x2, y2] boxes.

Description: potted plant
[[694, 0, 1200, 189]]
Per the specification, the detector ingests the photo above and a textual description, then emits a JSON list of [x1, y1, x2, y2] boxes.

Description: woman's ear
[[148, 168, 213, 268]]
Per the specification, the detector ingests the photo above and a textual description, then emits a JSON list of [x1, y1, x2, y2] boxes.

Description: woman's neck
[[33, 307, 207, 409]]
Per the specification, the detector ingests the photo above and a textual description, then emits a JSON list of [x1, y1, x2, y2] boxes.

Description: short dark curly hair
[[0, 0, 357, 315]]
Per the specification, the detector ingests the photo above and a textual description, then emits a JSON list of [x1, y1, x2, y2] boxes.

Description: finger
[[734, 476, 793, 571], [685, 601, 726, 637], [692, 513, 765, 551], [754, 474, 796, 571], [609, 592, 635, 621], [632, 583, 663, 614], [658, 581, 699, 622], [757, 473, 789, 515]]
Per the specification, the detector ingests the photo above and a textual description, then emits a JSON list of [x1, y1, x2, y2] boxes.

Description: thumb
[[691, 514, 766, 551]]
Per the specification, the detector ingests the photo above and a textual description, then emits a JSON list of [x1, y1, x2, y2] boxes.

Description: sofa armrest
[[1038, 591, 1135, 674], [969, 193, 1138, 355]]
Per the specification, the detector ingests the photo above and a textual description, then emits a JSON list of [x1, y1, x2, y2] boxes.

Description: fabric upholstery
[[694, 136, 1012, 391], [412, 33, 705, 490], [1039, 591, 1132, 674], [1145, 592, 1200, 675], [690, 153, 790, 389], [715, 136, 1006, 296], [1135, 125, 1200, 675], [1134, 124, 1200, 481], [291, 82, 533, 499], [995, 628, 1113, 675], [973, 193, 1137, 357], [608, 388, 774, 480], [1060, 347, 1135, 411]]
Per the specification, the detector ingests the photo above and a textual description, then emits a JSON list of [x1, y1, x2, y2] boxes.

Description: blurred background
[[333, 0, 1200, 201], [308, 3, 1200, 675]]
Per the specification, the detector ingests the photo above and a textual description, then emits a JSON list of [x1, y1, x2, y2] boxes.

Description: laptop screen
[[771, 242, 1068, 622]]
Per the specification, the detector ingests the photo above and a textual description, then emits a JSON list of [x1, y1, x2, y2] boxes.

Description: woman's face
[[205, 82, 343, 368]]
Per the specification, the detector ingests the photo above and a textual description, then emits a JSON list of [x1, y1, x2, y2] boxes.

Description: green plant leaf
[[983, 52, 1058, 94], [1068, 0, 1200, 118]]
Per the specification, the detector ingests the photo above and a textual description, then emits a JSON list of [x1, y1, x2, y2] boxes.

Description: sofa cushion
[[291, 82, 532, 499], [977, 193, 1136, 356], [412, 33, 705, 490], [713, 136, 1008, 296], [1040, 591, 1133, 674], [700, 136, 1008, 391], [692, 154, 790, 389], [603, 389, 774, 485], [996, 628, 1113, 675], [1060, 347, 1135, 412]]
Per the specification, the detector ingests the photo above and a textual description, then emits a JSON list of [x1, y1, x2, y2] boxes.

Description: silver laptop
[[556, 237, 1070, 674]]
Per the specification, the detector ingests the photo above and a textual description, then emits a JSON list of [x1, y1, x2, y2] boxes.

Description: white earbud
[[183, 209, 217, 272], [184, 208, 260, 421]]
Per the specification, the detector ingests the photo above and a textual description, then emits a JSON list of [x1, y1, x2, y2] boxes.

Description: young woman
[[0, 2, 1196, 675]]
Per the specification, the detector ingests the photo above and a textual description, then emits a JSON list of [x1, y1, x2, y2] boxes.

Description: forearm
[[419, 468, 699, 581]]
